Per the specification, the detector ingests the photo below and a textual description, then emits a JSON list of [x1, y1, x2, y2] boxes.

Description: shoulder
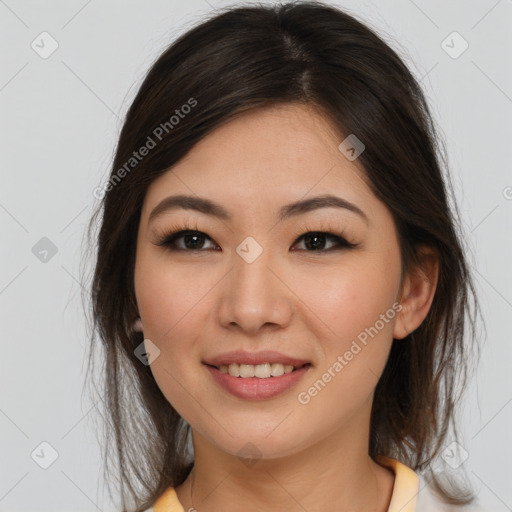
[[375, 455, 486, 512], [415, 474, 486, 512]]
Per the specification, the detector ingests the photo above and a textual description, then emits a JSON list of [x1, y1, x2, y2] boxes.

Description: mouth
[[204, 362, 312, 379], [203, 361, 312, 400], [202, 350, 312, 399]]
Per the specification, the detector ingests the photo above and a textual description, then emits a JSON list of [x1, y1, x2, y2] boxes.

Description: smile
[[204, 363, 312, 400]]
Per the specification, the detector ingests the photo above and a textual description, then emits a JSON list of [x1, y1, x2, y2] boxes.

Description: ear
[[133, 317, 144, 333], [394, 245, 439, 340]]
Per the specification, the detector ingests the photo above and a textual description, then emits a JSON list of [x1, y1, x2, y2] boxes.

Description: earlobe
[[393, 246, 439, 340], [133, 317, 144, 333]]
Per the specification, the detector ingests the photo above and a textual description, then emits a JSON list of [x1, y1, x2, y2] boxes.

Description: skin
[[134, 103, 438, 512]]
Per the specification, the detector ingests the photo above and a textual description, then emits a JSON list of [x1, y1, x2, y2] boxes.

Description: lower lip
[[204, 364, 311, 400]]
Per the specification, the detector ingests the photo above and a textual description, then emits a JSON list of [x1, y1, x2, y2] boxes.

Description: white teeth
[[240, 364, 255, 378], [227, 364, 239, 377], [218, 363, 299, 378], [254, 363, 271, 378], [270, 363, 284, 377]]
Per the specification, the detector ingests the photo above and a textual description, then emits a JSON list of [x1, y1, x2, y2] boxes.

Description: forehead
[[141, 103, 375, 222]]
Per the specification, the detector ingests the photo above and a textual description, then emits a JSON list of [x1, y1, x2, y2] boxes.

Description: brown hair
[[82, 2, 481, 510]]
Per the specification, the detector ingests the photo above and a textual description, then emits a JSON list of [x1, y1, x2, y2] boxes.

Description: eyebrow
[[148, 193, 369, 224]]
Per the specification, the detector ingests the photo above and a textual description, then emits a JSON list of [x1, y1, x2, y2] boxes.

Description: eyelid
[[151, 219, 204, 244], [290, 220, 357, 247]]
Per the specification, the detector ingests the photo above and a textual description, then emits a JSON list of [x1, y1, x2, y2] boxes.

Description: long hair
[[82, 2, 481, 510]]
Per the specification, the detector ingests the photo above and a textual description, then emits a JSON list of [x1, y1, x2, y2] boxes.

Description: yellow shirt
[[148, 455, 483, 512]]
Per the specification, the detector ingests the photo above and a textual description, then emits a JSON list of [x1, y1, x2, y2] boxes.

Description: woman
[[85, 2, 483, 511]]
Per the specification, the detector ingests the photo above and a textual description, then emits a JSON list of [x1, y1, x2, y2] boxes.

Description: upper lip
[[203, 350, 311, 368]]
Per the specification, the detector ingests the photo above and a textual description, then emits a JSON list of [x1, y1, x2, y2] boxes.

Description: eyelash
[[154, 221, 359, 254]]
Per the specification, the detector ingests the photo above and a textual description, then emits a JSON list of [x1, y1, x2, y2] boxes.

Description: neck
[[176, 420, 395, 512]]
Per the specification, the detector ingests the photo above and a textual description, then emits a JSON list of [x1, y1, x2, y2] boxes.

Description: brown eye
[[292, 232, 357, 252], [157, 230, 218, 251]]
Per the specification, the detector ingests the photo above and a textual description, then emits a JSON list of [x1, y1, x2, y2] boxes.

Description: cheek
[[134, 253, 215, 419], [293, 259, 401, 433], [296, 248, 401, 391], [133, 251, 218, 399], [299, 252, 401, 347], [135, 250, 212, 341]]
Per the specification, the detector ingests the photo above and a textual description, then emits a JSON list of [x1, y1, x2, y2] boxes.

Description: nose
[[216, 246, 293, 335]]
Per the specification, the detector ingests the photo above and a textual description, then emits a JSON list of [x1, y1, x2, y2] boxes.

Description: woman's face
[[134, 103, 404, 459]]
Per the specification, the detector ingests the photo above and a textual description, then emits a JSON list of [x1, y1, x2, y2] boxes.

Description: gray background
[[1, 0, 511, 511]]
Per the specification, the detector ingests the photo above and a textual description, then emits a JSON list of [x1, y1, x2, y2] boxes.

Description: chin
[[208, 427, 310, 462]]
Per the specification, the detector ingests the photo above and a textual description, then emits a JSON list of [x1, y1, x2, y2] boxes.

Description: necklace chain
[[190, 467, 196, 511]]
